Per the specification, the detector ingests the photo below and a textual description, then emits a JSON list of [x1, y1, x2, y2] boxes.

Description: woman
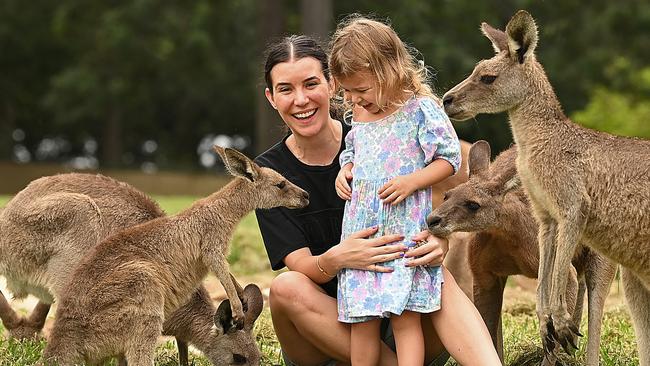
[[255, 35, 498, 366]]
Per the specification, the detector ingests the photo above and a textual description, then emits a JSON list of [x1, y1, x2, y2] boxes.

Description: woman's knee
[[269, 271, 318, 310]]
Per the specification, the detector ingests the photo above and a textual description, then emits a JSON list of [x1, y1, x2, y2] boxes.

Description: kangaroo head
[[442, 10, 539, 120], [204, 284, 264, 366], [213, 146, 309, 210], [427, 141, 521, 236]]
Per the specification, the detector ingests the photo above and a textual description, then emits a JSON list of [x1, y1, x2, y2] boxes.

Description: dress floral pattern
[[337, 96, 461, 323]]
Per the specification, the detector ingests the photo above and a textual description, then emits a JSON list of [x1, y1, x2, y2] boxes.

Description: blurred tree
[[255, 0, 286, 154], [0, 1, 70, 160], [573, 59, 650, 138], [42, 0, 258, 168]]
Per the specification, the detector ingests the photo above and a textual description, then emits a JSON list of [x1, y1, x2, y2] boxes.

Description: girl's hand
[[331, 226, 407, 272], [378, 174, 417, 205], [335, 164, 354, 200], [404, 230, 449, 267]]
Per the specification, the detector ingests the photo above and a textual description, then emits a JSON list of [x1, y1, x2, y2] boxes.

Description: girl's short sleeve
[[417, 98, 462, 173], [339, 126, 356, 167]]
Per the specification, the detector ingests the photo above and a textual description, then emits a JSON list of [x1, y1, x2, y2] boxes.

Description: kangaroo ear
[[468, 140, 491, 177], [213, 146, 260, 182], [242, 284, 264, 331], [481, 22, 508, 54], [505, 10, 538, 64], [214, 299, 235, 333]]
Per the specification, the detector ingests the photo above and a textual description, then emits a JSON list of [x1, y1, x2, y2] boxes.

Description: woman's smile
[[293, 108, 318, 121]]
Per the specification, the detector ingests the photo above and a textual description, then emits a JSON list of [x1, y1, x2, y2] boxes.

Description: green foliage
[[573, 59, 650, 138]]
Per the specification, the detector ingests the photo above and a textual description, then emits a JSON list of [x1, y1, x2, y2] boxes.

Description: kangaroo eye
[[480, 75, 497, 84], [233, 354, 247, 365], [442, 192, 449, 201], [465, 201, 481, 211], [275, 181, 286, 189]]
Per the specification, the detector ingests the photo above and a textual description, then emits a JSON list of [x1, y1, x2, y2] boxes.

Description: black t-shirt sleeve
[[255, 206, 307, 271]]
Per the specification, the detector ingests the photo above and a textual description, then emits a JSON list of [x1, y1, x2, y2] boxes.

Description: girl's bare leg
[[351, 319, 381, 366], [429, 266, 502, 366], [269, 271, 398, 366], [391, 311, 424, 366]]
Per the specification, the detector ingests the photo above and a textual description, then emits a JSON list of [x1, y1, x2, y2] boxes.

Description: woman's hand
[[327, 226, 407, 273], [378, 174, 418, 205], [404, 230, 449, 267], [335, 163, 354, 200]]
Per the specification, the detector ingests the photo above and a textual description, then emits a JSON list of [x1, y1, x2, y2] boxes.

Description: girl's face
[[265, 57, 334, 138], [337, 70, 382, 115]]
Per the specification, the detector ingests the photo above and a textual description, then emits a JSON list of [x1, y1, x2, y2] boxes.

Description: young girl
[[331, 16, 462, 366]]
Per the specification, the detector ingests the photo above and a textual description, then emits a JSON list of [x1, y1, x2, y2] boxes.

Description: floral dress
[[337, 96, 461, 323]]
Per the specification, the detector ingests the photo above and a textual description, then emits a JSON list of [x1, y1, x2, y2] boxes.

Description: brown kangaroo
[[41, 146, 309, 366], [0, 172, 264, 365], [442, 10, 650, 364], [427, 140, 616, 366]]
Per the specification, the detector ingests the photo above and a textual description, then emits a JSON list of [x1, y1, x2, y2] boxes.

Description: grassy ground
[[0, 195, 640, 365]]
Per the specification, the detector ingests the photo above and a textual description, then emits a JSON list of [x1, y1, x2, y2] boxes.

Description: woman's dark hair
[[264, 35, 330, 93]]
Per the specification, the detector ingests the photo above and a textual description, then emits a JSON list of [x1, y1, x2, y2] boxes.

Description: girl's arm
[[378, 159, 453, 205], [380, 98, 461, 205], [335, 163, 354, 200]]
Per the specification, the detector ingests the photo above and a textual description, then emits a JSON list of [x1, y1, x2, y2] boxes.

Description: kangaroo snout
[[289, 189, 310, 209], [426, 214, 447, 237]]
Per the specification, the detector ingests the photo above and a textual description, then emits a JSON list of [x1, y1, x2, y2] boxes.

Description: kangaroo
[[0, 172, 264, 365], [41, 146, 309, 366], [442, 10, 650, 364], [427, 141, 616, 366]]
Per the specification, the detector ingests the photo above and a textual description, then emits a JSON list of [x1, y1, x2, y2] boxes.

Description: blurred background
[[0, 0, 649, 194]]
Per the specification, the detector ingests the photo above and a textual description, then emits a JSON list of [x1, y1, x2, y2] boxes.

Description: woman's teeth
[[294, 109, 316, 119]]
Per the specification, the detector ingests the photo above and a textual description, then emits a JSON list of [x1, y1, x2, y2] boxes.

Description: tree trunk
[[301, 0, 333, 44], [254, 0, 286, 155], [1, 102, 16, 159], [102, 107, 123, 168]]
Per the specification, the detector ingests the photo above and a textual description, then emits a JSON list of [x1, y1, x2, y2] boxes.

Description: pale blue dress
[[337, 96, 461, 323]]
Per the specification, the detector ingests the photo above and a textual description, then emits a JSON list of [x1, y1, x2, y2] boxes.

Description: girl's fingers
[[383, 191, 400, 204], [390, 194, 405, 205], [378, 183, 395, 198]]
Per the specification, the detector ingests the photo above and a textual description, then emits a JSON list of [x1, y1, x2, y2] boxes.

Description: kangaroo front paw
[[551, 310, 582, 355], [231, 302, 245, 329]]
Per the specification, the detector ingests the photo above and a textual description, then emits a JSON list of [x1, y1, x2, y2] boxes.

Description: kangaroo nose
[[442, 95, 454, 108], [427, 215, 442, 228]]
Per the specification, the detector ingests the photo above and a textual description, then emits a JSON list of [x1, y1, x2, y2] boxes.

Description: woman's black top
[[254, 122, 351, 298]]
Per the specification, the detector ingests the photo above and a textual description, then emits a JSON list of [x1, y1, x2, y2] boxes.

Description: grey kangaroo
[[427, 141, 616, 366], [442, 10, 650, 364], [0, 171, 264, 365], [41, 146, 309, 366]]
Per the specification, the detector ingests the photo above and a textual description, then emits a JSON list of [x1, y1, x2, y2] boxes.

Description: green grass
[[0, 195, 641, 365]]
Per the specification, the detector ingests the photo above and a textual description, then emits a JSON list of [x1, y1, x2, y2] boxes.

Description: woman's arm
[[404, 230, 449, 267], [283, 227, 408, 284]]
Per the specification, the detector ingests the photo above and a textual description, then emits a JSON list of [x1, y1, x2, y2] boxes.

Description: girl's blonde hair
[[329, 15, 438, 111]]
